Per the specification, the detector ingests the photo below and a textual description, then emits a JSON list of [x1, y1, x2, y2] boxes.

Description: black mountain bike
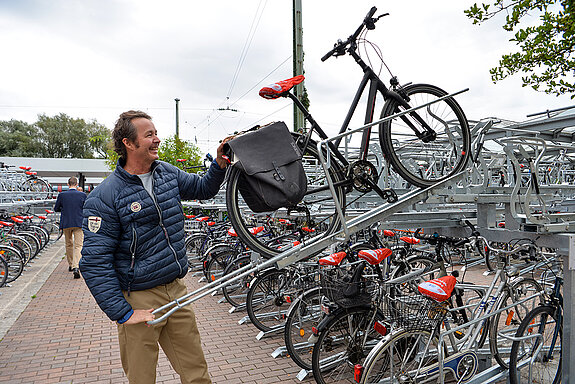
[[226, 7, 471, 258]]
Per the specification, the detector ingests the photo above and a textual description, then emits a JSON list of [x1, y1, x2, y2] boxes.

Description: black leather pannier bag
[[225, 121, 307, 212]]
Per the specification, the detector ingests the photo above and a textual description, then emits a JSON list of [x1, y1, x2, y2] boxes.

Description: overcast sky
[[1, 0, 572, 155]]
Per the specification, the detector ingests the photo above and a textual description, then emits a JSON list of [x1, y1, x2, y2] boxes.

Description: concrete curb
[[0, 238, 65, 340]]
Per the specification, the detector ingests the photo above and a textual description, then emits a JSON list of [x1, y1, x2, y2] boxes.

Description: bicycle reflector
[[354, 364, 364, 383], [373, 320, 387, 336]]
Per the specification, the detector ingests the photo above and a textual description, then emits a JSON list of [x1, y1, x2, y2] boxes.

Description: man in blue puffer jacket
[[80, 110, 229, 384]]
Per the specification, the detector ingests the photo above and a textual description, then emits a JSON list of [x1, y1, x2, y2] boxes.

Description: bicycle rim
[[509, 305, 561, 384], [226, 134, 346, 258], [380, 83, 471, 188]]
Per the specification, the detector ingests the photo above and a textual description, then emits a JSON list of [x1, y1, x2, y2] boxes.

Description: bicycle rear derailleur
[[347, 160, 398, 203]]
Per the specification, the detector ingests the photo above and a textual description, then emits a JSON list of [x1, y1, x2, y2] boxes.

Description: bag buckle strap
[[272, 161, 285, 181]]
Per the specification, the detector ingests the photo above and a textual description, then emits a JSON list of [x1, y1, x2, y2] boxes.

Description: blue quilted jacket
[[79, 159, 225, 321]]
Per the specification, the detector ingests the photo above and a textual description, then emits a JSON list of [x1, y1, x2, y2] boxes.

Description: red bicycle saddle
[[259, 75, 305, 99], [318, 251, 347, 266], [358, 248, 392, 265], [418, 275, 456, 302]]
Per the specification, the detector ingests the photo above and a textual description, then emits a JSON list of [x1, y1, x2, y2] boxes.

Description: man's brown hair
[[112, 110, 152, 160], [68, 177, 78, 187]]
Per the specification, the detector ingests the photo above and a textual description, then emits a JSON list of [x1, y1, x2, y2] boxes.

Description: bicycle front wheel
[[379, 84, 471, 188], [509, 305, 562, 384], [226, 134, 346, 258], [360, 328, 440, 384]]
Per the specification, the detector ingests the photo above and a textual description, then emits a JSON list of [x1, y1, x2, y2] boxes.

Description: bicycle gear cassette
[[347, 160, 379, 193]]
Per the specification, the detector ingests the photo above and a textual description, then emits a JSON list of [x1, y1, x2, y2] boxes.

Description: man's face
[[125, 118, 161, 165]]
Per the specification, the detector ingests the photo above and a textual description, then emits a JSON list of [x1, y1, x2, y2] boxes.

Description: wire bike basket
[[383, 294, 448, 332]]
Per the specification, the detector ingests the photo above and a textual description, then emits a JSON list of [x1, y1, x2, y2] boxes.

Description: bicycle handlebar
[[321, 7, 387, 62], [414, 228, 470, 247]]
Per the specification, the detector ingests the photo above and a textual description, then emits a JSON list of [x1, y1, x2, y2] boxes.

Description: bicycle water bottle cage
[[259, 75, 305, 99]]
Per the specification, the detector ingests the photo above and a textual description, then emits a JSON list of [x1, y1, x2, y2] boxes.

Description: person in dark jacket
[[54, 176, 86, 279], [80, 110, 229, 384]]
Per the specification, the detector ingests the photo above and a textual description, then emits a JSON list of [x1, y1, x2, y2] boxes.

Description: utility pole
[[293, 0, 305, 132], [175, 98, 180, 138]]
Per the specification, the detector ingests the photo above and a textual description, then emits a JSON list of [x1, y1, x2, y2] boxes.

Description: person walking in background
[[54, 176, 87, 279], [80, 110, 229, 384]]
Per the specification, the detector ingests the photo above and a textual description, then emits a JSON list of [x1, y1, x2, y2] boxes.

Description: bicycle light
[[354, 364, 364, 382], [373, 320, 387, 336]]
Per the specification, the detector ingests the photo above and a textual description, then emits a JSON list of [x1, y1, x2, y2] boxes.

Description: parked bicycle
[[225, 7, 471, 258]]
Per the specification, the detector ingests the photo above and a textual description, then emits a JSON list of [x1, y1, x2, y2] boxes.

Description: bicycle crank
[[347, 160, 380, 193]]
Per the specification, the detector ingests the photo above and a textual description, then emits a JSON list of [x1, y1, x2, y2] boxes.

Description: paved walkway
[[0, 239, 304, 384]]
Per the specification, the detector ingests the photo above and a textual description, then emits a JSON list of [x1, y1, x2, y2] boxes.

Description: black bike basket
[[225, 121, 307, 213]]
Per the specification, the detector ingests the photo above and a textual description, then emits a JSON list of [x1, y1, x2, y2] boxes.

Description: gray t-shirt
[[137, 172, 153, 198]]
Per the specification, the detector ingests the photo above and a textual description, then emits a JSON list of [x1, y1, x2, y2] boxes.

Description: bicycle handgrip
[[321, 48, 336, 62]]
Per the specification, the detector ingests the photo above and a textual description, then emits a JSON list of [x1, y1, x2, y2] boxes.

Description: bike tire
[[226, 134, 346, 258], [283, 286, 323, 370], [202, 244, 238, 282], [489, 277, 543, 369], [360, 328, 441, 384], [0, 245, 25, 283], [311, 306, 385, 384], [4, 234, 33, 265], [221, 254, 253, 308], [379, 83, 471, 188], [0, 254, 9, 287], [508, 304, 561, 384], [17, 232, 40, 260], [245, 268, 291, 332]]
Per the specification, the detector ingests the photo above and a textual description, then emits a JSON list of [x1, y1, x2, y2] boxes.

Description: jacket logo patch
[[130, 202, 142, 212], [88, 216, 102, 233]]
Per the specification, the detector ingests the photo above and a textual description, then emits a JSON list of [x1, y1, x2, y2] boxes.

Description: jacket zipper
[[127, 224, 137, 296], [150, 166, 183, 276]]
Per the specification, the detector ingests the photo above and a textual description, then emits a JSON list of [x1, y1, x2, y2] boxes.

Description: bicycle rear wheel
[[379, 84, 471, 188], [509, 305, 561, 384], [226, 134, 346, 258]]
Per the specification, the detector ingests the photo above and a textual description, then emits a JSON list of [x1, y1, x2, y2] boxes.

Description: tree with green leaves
[[0, 120, 41, 157], [105, 135, 203, 172], [35, 113, 111, 158], [466, 0, 574, 97]]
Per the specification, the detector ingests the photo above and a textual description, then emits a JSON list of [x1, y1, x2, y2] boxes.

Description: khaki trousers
[[63, 227, 83, 269], [118, 278, 211, 384]]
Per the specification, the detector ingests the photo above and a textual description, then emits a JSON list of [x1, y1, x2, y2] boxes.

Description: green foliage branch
[[465, 0, 574, 98]]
